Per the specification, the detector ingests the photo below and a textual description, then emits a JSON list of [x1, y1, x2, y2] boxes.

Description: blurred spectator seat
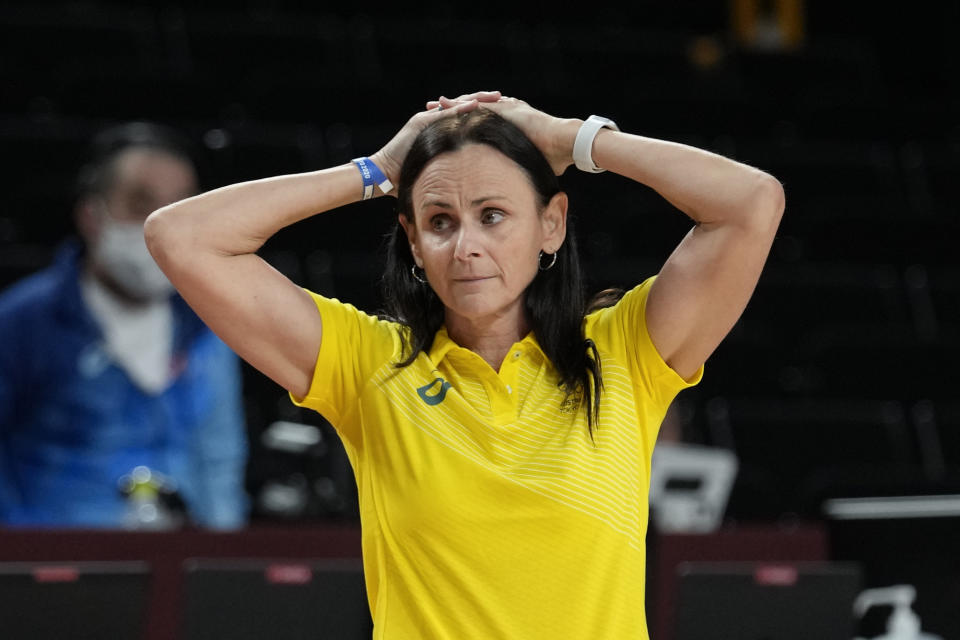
[[0, 561, 149, 640], [736, 263, 909, 346], [673, 561, 862, 640], [706, 396, 916, 516], [182, 558, 371, 640], [917, 400, 960, 471], [795, 216, 952, 267], [648, 523, 828, 640], [925, 266, 960, 336]]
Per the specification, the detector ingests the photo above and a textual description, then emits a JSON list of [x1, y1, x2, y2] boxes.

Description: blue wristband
[[351, 157, 394, 200]]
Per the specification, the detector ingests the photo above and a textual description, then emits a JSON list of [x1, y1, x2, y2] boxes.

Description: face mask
[[92, 215, 174, 301]]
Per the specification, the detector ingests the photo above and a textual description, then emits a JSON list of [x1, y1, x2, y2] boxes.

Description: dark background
[[1, 0, 958, 634]]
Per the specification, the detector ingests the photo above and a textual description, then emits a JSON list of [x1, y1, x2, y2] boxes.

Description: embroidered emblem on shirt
[[417, 376, 452, 406]]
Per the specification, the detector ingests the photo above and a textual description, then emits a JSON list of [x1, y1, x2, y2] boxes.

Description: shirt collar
[[428, 326, 459, 363], [428, 326, 548, 365]]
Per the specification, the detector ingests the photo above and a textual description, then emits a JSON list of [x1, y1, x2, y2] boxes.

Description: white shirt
[[80, 271, 173, 394]]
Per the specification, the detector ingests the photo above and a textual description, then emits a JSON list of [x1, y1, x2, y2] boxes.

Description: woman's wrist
[[367, 151, 400, 197], [548, 118, 583, 175]]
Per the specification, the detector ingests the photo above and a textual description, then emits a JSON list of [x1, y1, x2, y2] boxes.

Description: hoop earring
[[411, 265, 428, 284], [538, 250, 557, 271]]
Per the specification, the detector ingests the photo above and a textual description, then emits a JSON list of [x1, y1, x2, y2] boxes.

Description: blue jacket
[[0, 242, 248, 528]]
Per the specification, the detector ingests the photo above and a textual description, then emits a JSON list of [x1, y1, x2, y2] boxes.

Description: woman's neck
[[445, 307, 530, 371]]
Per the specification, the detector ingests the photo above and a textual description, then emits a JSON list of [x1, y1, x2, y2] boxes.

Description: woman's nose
[[453, 223, 483, 260]]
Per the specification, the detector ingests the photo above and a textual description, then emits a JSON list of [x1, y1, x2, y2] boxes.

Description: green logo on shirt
[[417, 377, 452, 406]]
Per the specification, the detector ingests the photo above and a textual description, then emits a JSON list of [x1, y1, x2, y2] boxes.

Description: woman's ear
[[397, 213, 424, 268], [540, 191, 568, 254]]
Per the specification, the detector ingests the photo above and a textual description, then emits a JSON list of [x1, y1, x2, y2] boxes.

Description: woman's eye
[[430, 215, 450, 231], [481, 209, 504, 224]]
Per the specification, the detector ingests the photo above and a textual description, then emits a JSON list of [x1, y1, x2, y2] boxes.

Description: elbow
[[761, 174, 785, 217], [763, 175, 786, 219], [746, 174, 785, 234], [144, 204, 189, 271], [143, 206, 169, 262]]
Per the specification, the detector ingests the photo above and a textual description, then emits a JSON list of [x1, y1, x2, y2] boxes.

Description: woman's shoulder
[[583, 276, 659, 367], [584, 276, 656, 326], [302, 289, 398, 325], [302, 289, 407, 350]]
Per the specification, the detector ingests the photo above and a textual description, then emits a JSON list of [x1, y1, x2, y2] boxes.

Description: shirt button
[[506, 385, 513, 394]]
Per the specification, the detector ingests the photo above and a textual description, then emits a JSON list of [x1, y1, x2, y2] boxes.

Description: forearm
[[556, 120, 782, 228], [144, 99, 477, 263], [145, 162, 375, 261]]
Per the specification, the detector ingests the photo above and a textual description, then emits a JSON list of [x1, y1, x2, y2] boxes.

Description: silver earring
[[538, 250, 557, 271], [411, 265, 427, 284]]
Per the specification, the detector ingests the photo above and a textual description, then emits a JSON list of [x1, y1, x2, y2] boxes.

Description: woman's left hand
[[427, 92, 579, 175]]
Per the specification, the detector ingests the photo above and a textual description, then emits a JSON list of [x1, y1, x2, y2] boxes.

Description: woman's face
[[401, 143, 567, 327]]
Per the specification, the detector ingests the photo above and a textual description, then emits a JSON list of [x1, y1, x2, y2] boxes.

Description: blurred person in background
[[0, 122, 248, 529]]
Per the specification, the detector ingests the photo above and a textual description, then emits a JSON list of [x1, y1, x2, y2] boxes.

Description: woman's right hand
[[370, 92, 499, 193]]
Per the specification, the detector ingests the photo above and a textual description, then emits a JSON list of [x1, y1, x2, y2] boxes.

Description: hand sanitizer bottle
[[852, 585, 943, 640]]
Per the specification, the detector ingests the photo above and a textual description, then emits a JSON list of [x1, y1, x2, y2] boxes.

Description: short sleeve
[[586, 276, 702, 407], [289, 291, 401, 446]]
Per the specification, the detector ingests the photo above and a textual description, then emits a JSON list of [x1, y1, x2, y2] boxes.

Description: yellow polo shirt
[[292, 277, 700, 639]]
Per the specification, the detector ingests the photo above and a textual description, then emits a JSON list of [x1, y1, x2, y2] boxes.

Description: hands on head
[[424, 90, 501, 111], [371, 91, 575, 192]]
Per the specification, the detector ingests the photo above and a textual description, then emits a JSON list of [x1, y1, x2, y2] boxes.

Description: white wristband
[[572, 115, 619, 173]]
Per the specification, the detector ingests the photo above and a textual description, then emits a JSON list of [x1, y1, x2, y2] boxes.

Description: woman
[[145, 91, 783, 639]]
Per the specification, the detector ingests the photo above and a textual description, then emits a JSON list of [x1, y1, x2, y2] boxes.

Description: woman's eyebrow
[[422, 195, 507, 209], [471, 195, 507, 206]]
